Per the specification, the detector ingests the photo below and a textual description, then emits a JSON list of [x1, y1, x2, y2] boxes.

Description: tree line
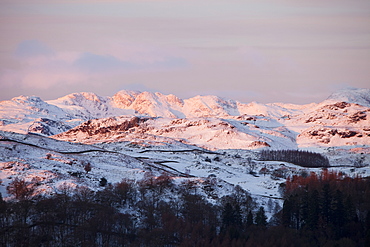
[[259, 149, 330, 167], [1, 173, 260, 247], [1, 169, 369, 246]]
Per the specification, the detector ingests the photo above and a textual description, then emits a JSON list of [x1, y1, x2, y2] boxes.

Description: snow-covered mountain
[[0, 88, 369, 149], [1, 87, 369, 209], [324, 87, 370, 107]]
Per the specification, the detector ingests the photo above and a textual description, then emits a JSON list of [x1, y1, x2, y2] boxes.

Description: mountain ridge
[[1, 88, 369, 150]]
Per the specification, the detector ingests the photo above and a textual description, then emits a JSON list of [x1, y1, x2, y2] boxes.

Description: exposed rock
[[55, 116, 149, 137], [28, 118, 72, 136], [249, 141, 270, 148], [337, 130, 358, 138], [348, 111, 367, 123]]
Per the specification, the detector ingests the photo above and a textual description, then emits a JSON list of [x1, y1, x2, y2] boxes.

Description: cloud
[[74, 52, 187, 73], [74, 52, 133, 72], [0, 40, 188, 91], [15, 40, 55, 58]]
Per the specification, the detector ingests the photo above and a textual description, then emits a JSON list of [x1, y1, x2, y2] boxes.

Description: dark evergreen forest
[[259, 149, 330, 167], [1, 170, 369, 246]]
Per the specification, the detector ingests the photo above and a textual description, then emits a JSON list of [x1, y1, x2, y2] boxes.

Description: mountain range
[[0, 87, 369, 150]]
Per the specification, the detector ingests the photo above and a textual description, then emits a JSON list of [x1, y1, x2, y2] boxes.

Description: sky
[[0, 0, 369, 104]]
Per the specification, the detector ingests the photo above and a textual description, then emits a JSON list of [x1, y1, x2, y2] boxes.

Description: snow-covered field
[[1, 129, 369, 217]]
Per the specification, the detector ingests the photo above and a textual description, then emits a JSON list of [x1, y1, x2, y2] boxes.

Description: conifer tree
[[246, 210, 254, 227], [256, 206, 267, 227]]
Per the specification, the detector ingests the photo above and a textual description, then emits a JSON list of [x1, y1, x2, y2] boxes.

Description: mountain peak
[[112, 90, 141, 108], [55, 92, 106, 105], [11, 95, 44, 105], [325, 88, 370, 107]]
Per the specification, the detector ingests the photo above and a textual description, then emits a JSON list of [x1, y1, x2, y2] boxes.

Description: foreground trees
[[0, 170, 369, 246], [281, 170, 370, 246], [0, 174, 257, 247]]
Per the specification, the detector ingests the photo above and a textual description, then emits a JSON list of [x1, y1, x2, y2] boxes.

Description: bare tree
[[6, 177, 36, 200], [84, 162, 92, 173]]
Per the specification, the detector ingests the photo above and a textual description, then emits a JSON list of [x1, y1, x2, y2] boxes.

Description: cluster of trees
[[0, 173, 262, 247], [259, 149, 330, 167], [1, 170, 369, 246], [279, 170, 370, 246]]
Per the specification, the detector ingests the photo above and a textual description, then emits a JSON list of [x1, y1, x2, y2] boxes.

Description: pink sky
[[0, 0, 369, 104]]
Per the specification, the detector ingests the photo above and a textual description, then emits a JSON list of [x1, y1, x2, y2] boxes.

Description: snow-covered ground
[[1, 129, 369, 218]]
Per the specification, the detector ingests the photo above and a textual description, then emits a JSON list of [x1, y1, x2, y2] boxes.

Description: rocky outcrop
[[28, 118, 72, 136]]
